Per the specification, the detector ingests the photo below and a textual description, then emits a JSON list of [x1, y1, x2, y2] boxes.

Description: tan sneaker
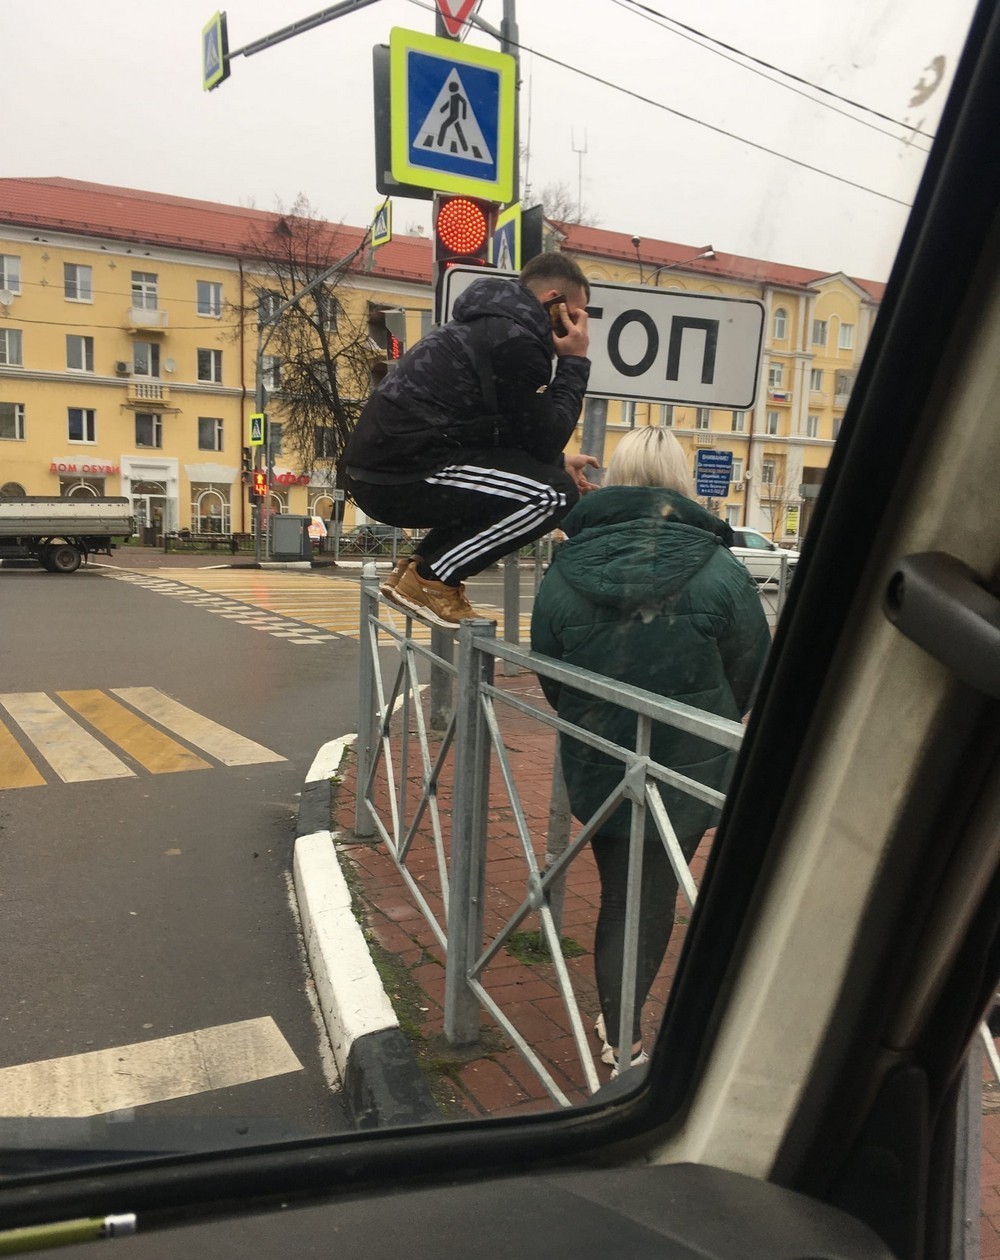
[[379, 555, 413, 598], [388, 563, 479, 629]]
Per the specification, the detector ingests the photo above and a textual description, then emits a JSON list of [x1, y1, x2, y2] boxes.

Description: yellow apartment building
[[0, 179, 883, 547], [0, 178, 432, 539], [555, 224, 883, 540]]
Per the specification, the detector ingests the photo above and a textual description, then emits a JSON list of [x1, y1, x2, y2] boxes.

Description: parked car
[[729, 526, 800, 583]]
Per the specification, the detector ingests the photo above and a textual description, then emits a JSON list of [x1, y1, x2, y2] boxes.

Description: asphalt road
[[0, 565, 363, 1162]]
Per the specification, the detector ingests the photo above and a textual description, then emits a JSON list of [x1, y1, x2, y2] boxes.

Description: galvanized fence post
[[544, 741, 572, 940], [444, 619, 496, 1046], [502, 553, 520, 677], [354, 561, 380, 839], [429, 627, 454, 731]]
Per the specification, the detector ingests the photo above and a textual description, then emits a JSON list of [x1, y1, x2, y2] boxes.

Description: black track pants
[[347, 449, 577, 585]]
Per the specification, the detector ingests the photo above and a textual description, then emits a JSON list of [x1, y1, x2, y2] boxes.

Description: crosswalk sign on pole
[[492, 204, 521, 270], [248, 413, 266, 447], [202, 11, 230, 91], [389, 27, 515, 201], [372, 200, 393, 248]]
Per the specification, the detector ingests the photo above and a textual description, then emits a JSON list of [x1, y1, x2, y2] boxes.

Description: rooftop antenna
[[571, 129, 587, 222]]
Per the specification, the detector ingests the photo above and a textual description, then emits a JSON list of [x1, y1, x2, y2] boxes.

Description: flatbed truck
[[0, 497, 135, 573]]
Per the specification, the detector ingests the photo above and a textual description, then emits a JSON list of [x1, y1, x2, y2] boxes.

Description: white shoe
[[595, 1014, 614, 1065], [610, 1049, 649, 1079]]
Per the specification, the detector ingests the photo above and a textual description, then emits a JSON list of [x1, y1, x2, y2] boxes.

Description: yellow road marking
[[58, 691, 211, 775], [0, 719, 45, 790], [0, 693, 134, 784], [113, 688, 285, 766]]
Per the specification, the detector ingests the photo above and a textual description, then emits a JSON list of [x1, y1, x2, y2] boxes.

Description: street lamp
[[630, 236, 716, 285]]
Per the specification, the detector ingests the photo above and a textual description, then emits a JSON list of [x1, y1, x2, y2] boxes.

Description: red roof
[[0, 178, 885, 302], [555, 221, 886, 302], [0, 177, 432, 284]]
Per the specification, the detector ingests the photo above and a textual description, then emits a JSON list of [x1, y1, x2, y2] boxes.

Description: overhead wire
[[403, 0, 916, 208], [610, 0, 935, 150]]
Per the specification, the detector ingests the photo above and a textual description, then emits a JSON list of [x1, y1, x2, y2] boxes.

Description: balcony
[[834, 392, 852, 407], [768, 388, 792, 404], [126, 307, 169, 333], [127, 381, 171, 408], [694, 432, 716, 446]]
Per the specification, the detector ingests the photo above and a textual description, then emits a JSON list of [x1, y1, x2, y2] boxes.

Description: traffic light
[[367, 306, 407, 367], [250, 469, 267, 498], [432, 193, 497, 322], [241, 447, 253, 481]]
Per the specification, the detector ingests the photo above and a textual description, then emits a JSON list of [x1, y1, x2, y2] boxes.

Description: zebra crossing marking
[[0, 689, 285, 790]]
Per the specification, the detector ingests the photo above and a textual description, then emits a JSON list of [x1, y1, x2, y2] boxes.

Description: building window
[[0, 402, 25, 440], [196, 280, 223, 318], [695, 407, 711, 430], [766, 410, 780, 435], [314, 290, 340, 332], [617, 399, 636, 427], [0, 329, 23, 367], [731, 458, 744, 480], [258, 290, 282, 323], [810, 368, 824, 391], [315, 426, 336, 459], [262, 355, 281, 393], [838, 322, 855, 350], [198, 348, 223, 383], [658, 404, 674, 427], [768, 363, 783, 388], [135, 412, 163, 449], [811, 319, 828, 346], [66, 334, 94, 373], [64, 263, 93, 302], [68, 407, 96, 444], [833, 416, 843, 439], [191, 485, 231, 535], [806, 413, 820, 437], [133, 341, 160, 377], [0, 255, 21, 294], [761, 458, 777, 485], [835, 370, 853, 398], [730, 410, 746, 432], [198, 416, 224, 451], [61, 477, 104, 497], [773, 308, 787, 340], [131, 271, 158, 310], [726, 505, 742, 527]]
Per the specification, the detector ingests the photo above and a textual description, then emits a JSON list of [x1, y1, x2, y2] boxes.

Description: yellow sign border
[[492, 203, 521, 269], [389, 27, 515, 202], [248, 413, 265, 447], [202, 12, 229, 92], [372, 200, 393, 249]]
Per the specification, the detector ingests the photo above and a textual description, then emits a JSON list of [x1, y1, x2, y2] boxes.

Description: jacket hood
[[552, 486, 735, 610], [452, 277, 552, 343]]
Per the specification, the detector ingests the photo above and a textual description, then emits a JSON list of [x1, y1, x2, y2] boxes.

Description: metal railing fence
[[353, 563, 745, 1104]]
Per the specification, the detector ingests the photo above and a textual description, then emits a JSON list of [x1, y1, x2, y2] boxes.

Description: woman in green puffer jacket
[[530, 427, 771, 1074]]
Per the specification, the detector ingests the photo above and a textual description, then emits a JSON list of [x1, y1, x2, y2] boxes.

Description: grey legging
[[590, 829, 702, 1047]]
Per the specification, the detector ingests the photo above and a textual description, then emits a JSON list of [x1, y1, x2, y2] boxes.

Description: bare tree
[[234, 196, 377, 486], [538, 180, 600, 227], [756, 480, 802, 542]]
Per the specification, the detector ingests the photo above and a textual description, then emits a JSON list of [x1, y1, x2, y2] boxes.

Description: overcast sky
[[3, 0, 978, 280]]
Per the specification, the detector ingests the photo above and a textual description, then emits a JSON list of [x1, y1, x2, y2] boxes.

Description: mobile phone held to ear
[[544, 294, 568, 336]]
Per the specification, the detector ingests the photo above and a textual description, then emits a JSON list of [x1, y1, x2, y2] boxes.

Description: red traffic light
[[251, 470, 267, 497], [434, 197, 490, 256]]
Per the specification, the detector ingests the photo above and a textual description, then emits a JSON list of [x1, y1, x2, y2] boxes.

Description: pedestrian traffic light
[[432, 193, 497, 322], [241, 447, 253, 480], [250, 469, 267, 498]]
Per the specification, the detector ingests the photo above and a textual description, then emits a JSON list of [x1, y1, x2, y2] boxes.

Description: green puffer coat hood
[[530, 485, 771, 841]]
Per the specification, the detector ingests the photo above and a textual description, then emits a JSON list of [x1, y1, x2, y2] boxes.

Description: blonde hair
[[603, 426, 693, 495]]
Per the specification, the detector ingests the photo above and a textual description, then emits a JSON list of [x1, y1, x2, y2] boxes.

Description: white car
[[729, 527, 800, 584]]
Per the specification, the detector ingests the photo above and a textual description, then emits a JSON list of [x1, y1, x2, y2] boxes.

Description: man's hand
[[553, 304, 589, 358], [564, 452, 601, 495]]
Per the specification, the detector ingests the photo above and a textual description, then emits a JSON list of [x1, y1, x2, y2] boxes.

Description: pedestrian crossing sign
[[202, 11, 230, 91], [492, 204, 521, 270], [248, 413, 266, 447], [389, 27, 514, 201], [372, 200, 392, 248]]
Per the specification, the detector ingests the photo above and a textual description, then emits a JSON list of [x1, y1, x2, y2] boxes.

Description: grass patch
[[505, 929, 585, 965]]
